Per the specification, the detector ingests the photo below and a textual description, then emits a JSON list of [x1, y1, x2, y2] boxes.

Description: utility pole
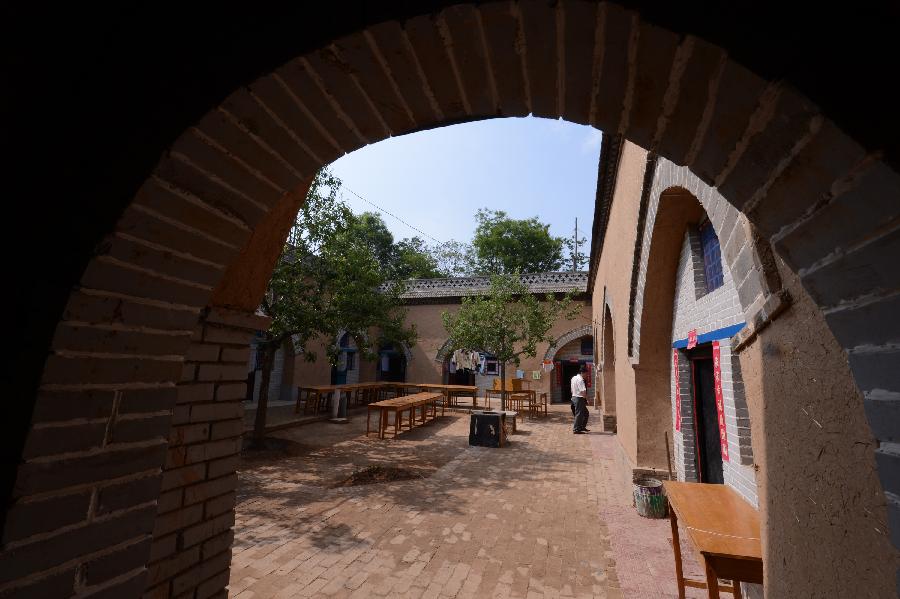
[[573, 218, 578, 272]]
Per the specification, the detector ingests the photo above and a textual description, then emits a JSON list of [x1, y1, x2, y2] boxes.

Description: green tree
[[471, 209, 566, 274], [431, 239, 476, 277], [253, 170, 416, 445], [393, 236, 443, 279], [349, 212, 395, 272], [441, 273, 578, 410]]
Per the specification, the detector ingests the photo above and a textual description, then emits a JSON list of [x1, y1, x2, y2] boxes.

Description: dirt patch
[[332, 465, 425, 488], [240, 437, 315, 460]]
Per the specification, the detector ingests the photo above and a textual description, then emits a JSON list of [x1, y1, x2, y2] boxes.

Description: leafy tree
[[471, 209, 566, 275], [393, 236, 443, 279], [441, 273, 578, 410], [431, 239, 476, 277], [349, 212, 396, 272], [252, 170, 416, 444]]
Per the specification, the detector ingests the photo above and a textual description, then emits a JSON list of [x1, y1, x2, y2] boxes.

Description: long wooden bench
[[366, 392, 443, 439]]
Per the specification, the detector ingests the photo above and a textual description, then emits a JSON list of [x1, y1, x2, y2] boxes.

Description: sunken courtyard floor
[[230, 405, 707, 598]]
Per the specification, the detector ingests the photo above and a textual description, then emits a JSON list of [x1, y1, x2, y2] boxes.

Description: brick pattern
[[629, 156, 781, 362], [672, 221, 757, 505], [672, 232, 745, 342], [144, 307, 268, 599], [6, 1, 900, 594]]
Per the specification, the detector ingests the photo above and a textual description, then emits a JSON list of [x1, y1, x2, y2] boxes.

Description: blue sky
[[328, 116, 601, 267]]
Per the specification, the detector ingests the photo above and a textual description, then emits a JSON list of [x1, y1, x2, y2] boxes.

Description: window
[[581, 336, 594, 356], [345, 351, 355, 371], [485, 358, 498, 375], [699, 221, 724, 293]]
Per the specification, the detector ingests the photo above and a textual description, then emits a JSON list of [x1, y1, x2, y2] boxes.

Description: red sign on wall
[[687, 329, 698, 349], [673, 350, 681, 432], [712, 341, 730, 462], [555, 361, 561, 385]]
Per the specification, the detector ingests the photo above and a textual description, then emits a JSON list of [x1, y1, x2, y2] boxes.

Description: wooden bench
[[366, 392, 443, 439]]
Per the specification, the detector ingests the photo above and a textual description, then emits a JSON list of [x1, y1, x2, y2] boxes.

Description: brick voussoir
[[0, 505, 156, 586], [15, 442, 167, 497]]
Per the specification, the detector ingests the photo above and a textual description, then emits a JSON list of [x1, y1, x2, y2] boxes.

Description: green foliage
[[471, 209, 566, 275], [430, 240, 477, 277], [263, 169, 417, 365], [441, 272, 579, 406], [393, 236, 444, 279]]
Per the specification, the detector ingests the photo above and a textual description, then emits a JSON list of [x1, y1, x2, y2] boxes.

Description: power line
[[342, 186, 444, 244]]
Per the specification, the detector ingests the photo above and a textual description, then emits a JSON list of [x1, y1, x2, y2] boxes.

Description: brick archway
[[5, 3, 898, 597], [629, 161, 786, 363], [543, 325, 594, 361]]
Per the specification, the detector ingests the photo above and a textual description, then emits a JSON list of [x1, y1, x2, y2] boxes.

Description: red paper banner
[[555, 361, 561, 385], [712, 341, 730, 462], [687, 329, 698, 349], [673, 350, 681, 432], [584, 362, 593, 388]]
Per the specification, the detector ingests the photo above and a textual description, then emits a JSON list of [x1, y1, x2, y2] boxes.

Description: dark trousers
[[571, 397, 589, 431]]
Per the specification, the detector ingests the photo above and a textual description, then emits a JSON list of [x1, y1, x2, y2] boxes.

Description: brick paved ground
[[230, 405, 707, 598]]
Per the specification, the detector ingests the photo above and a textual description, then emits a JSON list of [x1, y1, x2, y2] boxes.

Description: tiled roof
[[392, 272, 588, 299]]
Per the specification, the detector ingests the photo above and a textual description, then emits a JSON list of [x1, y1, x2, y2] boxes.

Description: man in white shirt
[[570, 364, 590, 434]]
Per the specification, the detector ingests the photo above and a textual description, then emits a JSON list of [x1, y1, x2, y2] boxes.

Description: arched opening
[[633, 188, 706, 473], [600, 304, 617, 432], [330, 332, 359, 385], [549, 334, 595, 405], [5, 4, 899, 597], [375, 342, 407, 383]]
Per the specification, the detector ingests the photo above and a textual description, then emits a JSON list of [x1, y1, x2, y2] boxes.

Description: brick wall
[[671, 231, 758, 506], [143, 307, 267, 599]]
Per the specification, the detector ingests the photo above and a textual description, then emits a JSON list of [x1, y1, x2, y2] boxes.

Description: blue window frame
[[699, 222, 724, 294]]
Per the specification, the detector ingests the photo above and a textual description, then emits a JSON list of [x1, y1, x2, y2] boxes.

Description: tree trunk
[[252, 342, 276, 446], [500, 361, 507, 411]]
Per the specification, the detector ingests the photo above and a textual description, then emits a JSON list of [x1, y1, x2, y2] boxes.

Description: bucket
[[633, 477, 668, 519]]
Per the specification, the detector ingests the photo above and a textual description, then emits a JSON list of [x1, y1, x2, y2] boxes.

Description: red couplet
[[712, 341, 730, 462]]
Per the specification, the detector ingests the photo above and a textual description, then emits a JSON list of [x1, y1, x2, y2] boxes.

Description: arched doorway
[[550, 334, 595, 405], [5, 4, 900, 597], [376, 342, 408, 383], [330, 332, 358, 385], [600, 304, 617, 432]]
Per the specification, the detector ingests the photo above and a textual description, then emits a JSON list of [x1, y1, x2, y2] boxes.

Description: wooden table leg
[[380, 409, 387, 439], [704, 556, 720, 599], [366, 407, 371, 436], [733, 579, 743, 599], [669, 505, 686, 599]]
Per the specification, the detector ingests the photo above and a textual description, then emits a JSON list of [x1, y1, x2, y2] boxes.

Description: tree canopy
[[252, 169, 417, 442], [470, 209, 567, 274], [441, 272, 579, 408]]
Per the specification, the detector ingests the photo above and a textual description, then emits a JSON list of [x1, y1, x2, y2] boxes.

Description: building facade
[[589, 135, 896, 597], [256, 273, 595, 402]]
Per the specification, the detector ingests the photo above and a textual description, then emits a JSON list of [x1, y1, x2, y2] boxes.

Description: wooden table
[[663, 482, 763, 599], [419, 384, 478, 413], [296, 385, 339, 414], [366, 392, 443, 438]]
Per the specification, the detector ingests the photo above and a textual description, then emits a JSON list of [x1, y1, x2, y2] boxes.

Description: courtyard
[[229, 407, 706, 598]]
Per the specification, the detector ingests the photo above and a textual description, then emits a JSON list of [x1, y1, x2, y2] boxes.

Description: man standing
[[571, 364, 590, 434]]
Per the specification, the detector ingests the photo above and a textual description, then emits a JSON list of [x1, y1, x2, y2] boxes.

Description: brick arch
[[5, 3, 899, 597], [628, 160, 787, 362], [543, 325, 594, 361]]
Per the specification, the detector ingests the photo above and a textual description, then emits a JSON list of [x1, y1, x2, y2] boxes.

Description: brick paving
[[230, 405, 706, 598]]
